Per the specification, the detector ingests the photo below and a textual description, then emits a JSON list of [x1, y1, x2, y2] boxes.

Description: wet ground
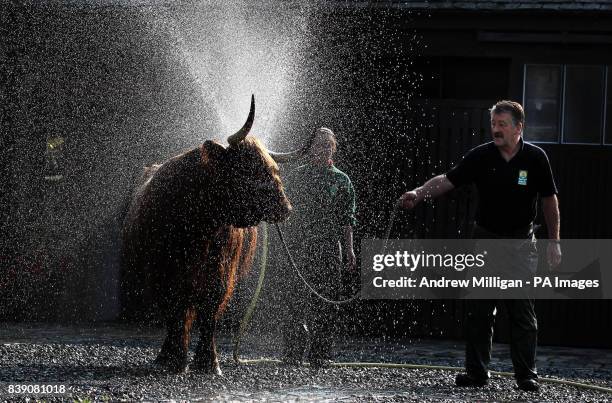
[[0, 323, 611, 402]]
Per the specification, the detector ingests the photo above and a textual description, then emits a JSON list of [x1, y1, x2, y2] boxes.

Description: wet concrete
[[0, 323, 610, 402]]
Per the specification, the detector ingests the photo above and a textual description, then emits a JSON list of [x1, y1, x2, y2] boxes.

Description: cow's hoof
[[191, 359, 222, 375], [153, 354, 168, 367], [154, 355, 189, 374]]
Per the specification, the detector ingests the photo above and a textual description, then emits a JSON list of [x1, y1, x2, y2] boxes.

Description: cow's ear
[[201, 140, 227, 168]]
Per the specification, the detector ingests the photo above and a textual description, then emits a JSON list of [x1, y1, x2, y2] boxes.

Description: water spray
[[232, 210, 612, 395]]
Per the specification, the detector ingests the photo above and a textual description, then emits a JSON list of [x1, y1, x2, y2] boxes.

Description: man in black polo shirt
[[400, 100, 561, 392]]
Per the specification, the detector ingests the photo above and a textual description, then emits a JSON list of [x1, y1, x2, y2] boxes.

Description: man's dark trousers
[[467, 225, 539, 381]]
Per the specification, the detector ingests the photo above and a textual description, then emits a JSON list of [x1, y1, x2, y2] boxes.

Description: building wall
[[349, 7, 612, 348]]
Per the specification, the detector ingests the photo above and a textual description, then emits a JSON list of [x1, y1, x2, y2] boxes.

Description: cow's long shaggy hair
[[180, 225, 257, 347], [214, 225, 257, 318]]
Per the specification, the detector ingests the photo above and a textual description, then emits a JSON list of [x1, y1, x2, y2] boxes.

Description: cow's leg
[[155, 305, 196, 373], [191, 307, 221, 374], [191, 283, 225, 375]]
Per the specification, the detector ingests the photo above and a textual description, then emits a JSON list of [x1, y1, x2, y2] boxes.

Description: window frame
[[605, 65, 611, 146], [522, 63, 611, 146]]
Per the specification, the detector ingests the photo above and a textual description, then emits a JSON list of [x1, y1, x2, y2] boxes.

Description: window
[[523, 64, 609, 145], [563, 66, 605, 144], [523, 65, 562, 143]]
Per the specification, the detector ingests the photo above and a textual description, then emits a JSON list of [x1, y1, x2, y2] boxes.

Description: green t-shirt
[[284, 163, 356, 241]]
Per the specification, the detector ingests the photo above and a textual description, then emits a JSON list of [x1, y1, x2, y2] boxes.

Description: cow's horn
[[268, 128, 318, 163], [227, 94, 255, 146]]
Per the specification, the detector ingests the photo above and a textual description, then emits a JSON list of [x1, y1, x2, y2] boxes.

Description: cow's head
[[201, 95, 311, 228]]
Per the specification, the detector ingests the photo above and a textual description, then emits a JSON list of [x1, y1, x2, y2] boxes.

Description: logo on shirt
[[518, 170, 528, 186]]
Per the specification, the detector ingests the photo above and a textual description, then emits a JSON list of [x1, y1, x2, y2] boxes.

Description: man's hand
[[399, 190, 419, 210], [547, 242, 562, 269], [542, 195, 560, 270], [399, 175, 454, 210]]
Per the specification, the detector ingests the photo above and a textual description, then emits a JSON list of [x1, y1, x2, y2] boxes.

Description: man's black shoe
[[517, 378, 540, 392], [455, 373, 488, 387]]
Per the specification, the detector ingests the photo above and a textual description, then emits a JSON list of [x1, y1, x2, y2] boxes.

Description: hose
[[232, 222, 270, 363], [233, 219, 357, 366], [234, 357, 612, 393], [275, 223, 359, 305]]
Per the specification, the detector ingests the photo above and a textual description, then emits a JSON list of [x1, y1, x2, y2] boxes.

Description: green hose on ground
[[231, 223, 612, 395]]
